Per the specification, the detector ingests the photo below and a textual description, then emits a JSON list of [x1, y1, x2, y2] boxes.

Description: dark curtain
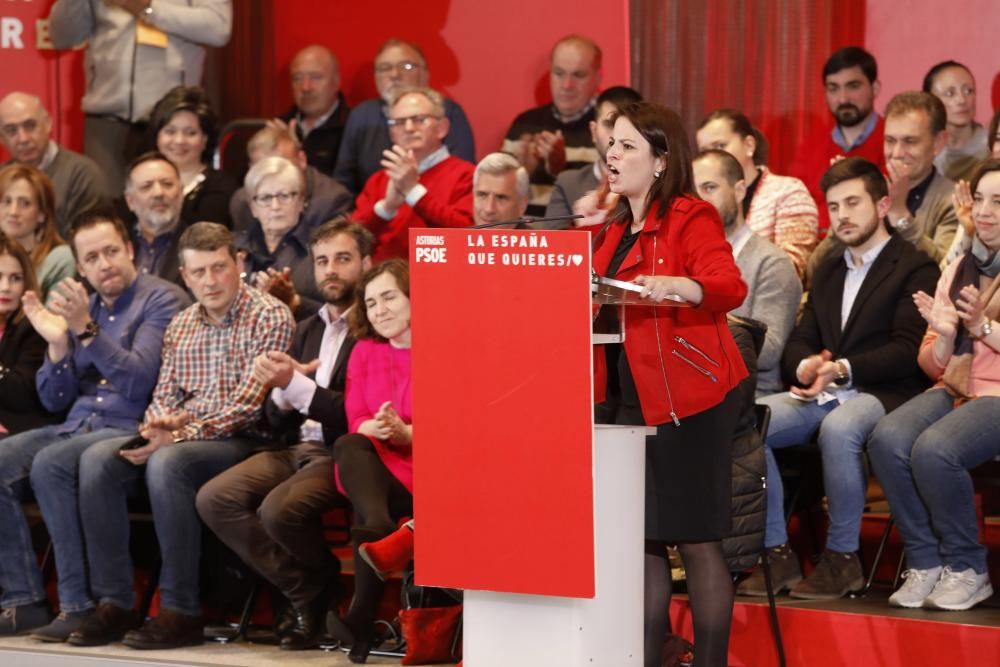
[[208, 0, 277, 123], [629, 0, 867, 175]]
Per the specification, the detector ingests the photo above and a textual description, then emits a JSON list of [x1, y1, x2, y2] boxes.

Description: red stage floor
[[669, 590, 1000, 667]]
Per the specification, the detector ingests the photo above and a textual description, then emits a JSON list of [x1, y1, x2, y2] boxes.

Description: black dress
[[605, 224, 738, 543]]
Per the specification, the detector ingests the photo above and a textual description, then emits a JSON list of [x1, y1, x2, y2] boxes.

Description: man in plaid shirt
[[68, 223, 295, 650]]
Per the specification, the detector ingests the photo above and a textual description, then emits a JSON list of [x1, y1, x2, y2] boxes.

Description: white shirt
[[270, 306, 351, 443], [798, 236, 891, 406]]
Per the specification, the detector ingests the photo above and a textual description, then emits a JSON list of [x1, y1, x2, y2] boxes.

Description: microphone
[[470, 213, 584, 230]]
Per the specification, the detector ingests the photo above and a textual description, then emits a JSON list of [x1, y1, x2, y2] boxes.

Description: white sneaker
[[924, 567, 993, 611], [888, 566, 943, 608]]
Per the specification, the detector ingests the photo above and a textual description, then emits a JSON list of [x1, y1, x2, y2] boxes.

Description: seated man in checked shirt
[[64, 222, 295, 651]]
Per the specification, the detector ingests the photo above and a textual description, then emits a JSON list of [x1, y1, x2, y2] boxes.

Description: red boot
[[358, 520, 414, 581]]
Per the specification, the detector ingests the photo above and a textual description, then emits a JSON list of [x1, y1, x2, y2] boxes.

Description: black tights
[[644, 540, 734, 667], [333, 434, 413, 637]]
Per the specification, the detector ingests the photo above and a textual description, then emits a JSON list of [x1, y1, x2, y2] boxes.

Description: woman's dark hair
[[922, 60, 973, 94], [349, 259, 411, 341], [609, 102, 695, 221], [819, 156, 889, 202], [0, 232, 39, 324], [147, 86, 220, 165], [697, 108, 769, 166], [988, 109, 1000, 155], [970, 158, 1000, 200]]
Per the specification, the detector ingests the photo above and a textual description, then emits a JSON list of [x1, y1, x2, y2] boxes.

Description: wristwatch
[[77, 321, 100, 342], [976, 319, 994, 339], [833, 360, 850, 387]]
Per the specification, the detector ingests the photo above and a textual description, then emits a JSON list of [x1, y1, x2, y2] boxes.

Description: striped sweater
[[746, 167, 819, 280]]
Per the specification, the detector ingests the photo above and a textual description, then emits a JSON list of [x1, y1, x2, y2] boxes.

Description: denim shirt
[[36, 273, 189, 435]]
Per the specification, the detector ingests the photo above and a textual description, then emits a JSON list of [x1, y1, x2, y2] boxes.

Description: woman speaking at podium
[[582, 102, 748, 667]]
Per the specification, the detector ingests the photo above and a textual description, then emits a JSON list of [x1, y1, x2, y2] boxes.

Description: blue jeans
[[0, 426, 130, 612], [869, 389, 1000, 574], [78, 435, 253, 616], [758, 392, 885, 552]]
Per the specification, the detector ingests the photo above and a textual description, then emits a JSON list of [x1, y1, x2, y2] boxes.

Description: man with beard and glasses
[[124, 152, 186, 285], [693, 149, 800, 397], [196, 219, 372, 650], [0, 211, 186, 639], [791, 47, 886, 237], [742, 158, 939, 601]]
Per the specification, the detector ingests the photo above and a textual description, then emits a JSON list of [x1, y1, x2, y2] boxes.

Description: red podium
[[411, 228, 646, 665]]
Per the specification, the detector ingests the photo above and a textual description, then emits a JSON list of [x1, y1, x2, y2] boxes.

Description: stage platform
[[2, 588, 997, 667]]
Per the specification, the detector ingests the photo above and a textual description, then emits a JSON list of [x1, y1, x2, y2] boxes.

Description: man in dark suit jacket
[[741, 158, 939, 601], [196, 220, 374, 650]]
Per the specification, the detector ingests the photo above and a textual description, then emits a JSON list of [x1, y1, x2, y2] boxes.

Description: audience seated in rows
[[0, 212, 188, 639], [197, 220, 374, 650], [924, 61, 991, 182], [230, 126, 352, 233], [0, 235, 51, 435], [124, 153, 186, 286], [790, 47, 886, 236], [65, 222, 293, 649], [278, 45, 351, 178], [0, 165, 76, 303], [334, 39, 476, 196], [0, 93, 110, 238], [352, 88, 474, 261], [504, 35, 603, 216], [869, 159, 1000, 612], [546, 86, 642, 224], [326, 259, 414, 664], [697, 109, 819, 279], [744, 158, 940, 600], [692, 149, 801, 397]]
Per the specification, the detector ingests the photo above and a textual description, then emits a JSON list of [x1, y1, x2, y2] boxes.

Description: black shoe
[[326, 612, 376, 664], [121, 609, 203, 650], [279, 599, 327, 651], [31, 610, 93, 643], [67, 602, 139, 647], [0, 602, 52, 636], [273, 601, 297, 639]]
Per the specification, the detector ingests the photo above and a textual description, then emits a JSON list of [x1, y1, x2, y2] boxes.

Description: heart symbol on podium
[[571, 255, 583, 266]]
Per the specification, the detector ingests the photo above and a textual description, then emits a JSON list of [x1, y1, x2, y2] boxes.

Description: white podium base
[[463, 425, 645, 666]]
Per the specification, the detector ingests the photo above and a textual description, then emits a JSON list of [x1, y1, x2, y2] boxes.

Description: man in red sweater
[[790, 47, 886, 236], [352, 87, 474, 260]]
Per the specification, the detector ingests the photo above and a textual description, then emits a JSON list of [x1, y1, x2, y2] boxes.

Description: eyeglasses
[[252, 191, 300, 206], [375, 61, 421, 75], [386, 114, 440, 128]]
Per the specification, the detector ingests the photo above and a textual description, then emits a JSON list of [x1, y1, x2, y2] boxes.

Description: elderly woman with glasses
[[238, 156, 325, 318]]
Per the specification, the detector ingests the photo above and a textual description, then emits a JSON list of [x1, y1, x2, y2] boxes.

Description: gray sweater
[[48, 0, 231, 121], [45, 146, 110, 238], [731, 230, 802, 396]]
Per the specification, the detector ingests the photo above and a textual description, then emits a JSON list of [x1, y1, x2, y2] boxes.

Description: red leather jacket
[[593, 195, 748, 425]]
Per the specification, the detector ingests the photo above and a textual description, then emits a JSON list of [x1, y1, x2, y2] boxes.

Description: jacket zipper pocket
[[674, 335, 720, 367], [672, 349, 719, 383]]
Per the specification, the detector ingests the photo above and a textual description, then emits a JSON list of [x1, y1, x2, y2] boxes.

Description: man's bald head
[[0, 92, 52, 167], [290, 45, 341, 122]]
